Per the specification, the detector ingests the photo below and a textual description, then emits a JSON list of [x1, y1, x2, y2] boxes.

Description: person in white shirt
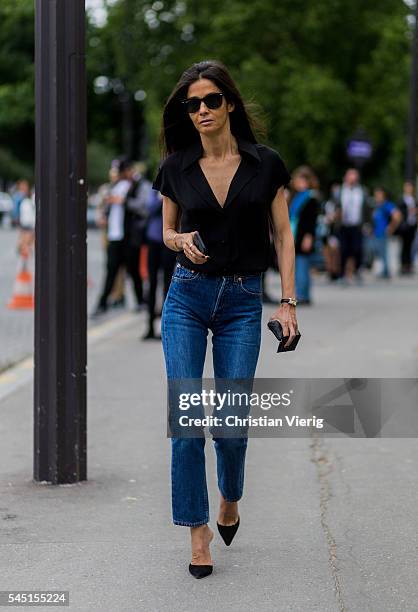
[[92, 159, 141, 317], [19, 192, 36, 230], [96, 166, 127, 307], [337, 168, 367, 282]]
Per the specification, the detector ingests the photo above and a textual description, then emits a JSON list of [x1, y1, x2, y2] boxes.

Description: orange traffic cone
[[139, 244, 148, 281], [7, 251, 34, 310]]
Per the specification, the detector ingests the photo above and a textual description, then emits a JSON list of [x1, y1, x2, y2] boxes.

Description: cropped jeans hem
[[173, 517, 209, 527]]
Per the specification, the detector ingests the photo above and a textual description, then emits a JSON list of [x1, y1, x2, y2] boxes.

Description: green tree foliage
[[89, 0, 412, 191], [0, 0, 414, 193], [0, 0, 34, 181]]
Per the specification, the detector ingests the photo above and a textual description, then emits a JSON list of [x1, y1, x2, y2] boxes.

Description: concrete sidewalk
[[0, 271, 417, 612]]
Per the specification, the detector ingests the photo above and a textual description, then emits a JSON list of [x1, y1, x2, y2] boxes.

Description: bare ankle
[[191, 524, 209, 534], [190, 524, 213, 540], [218, 497, 239, 525], [190, 525, 213, 565]]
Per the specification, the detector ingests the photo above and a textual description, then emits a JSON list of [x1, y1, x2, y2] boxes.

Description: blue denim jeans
[[295, 254, 312, 301], [373, 236, 390, 277], [161, 263, 263, 526]]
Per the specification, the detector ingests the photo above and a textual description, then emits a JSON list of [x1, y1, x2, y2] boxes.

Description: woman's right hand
[[178, 231, 209, 264]]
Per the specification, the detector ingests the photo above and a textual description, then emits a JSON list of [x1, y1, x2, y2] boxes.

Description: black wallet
[[267, 319, 301, 353]]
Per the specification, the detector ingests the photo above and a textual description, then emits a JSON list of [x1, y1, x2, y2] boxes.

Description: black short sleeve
[[152, 158, 179, 205], [269, 150, 292, 198]]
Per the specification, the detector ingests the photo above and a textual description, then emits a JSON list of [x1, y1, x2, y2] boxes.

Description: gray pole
[[406, 1, 418, 181], [34, 0, 87, 483]]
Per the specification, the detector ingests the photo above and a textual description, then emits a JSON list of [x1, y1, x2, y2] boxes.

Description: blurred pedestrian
[[396, 180, 417, 275], [11, 180, 30, 228], [371, 187, 401, 279], [124, 162, 153, 310], [337, 168, 368, 283], [322, 182, 342, 281], [288, 166, 319, 305], [141, 188, 177, 340], [18, 187, 35, 258], [96, 164, 126, 308], [92, 158, 144, 317]]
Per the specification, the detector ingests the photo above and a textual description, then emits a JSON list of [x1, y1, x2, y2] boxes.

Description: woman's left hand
[[269, 304, 298, 348]]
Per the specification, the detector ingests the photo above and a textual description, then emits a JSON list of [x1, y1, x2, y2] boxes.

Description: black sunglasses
[[181, 92, 224, 114]]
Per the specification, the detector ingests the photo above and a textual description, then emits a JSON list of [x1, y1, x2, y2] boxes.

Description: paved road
[[0, 259, 417, 611], [0, 227, 148, 371]]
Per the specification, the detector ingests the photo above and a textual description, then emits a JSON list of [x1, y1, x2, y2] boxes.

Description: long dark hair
[[159, 60, 264, 156]]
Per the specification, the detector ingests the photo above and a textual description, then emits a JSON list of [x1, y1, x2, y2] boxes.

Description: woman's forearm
[[274, 229, 296, 298], [164, 228, 184, 252]]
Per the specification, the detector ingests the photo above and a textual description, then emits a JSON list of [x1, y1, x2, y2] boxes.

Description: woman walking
[[153, 60, 299, 578]]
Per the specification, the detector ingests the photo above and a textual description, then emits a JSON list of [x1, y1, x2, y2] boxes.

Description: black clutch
[[267, 319, 301, 353]]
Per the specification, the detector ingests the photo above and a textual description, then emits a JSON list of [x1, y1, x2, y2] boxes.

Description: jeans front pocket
[[238, 274, 263, 296], [172, 263, 201, 282]]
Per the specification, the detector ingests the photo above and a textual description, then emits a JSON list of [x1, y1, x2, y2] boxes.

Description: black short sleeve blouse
[[152, 136, 291, 275]]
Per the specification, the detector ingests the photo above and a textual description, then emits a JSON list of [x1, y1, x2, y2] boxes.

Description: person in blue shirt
[[288, 166, 319, 304], [372, 187, 401, 279]]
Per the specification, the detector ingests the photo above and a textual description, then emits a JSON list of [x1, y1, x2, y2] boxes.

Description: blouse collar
[[180, 136, 261, 171]]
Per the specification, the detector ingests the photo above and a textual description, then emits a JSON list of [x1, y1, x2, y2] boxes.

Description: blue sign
[[347, 139, 373, 160]]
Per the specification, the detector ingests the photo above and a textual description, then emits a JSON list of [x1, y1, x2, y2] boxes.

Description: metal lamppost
[[406, 0, 418, 182], [34, 0, 87, 483]]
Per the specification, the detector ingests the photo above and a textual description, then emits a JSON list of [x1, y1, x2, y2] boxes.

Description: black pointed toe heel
[[188, 563, 213, 579], [217, 516, 240, 546]]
